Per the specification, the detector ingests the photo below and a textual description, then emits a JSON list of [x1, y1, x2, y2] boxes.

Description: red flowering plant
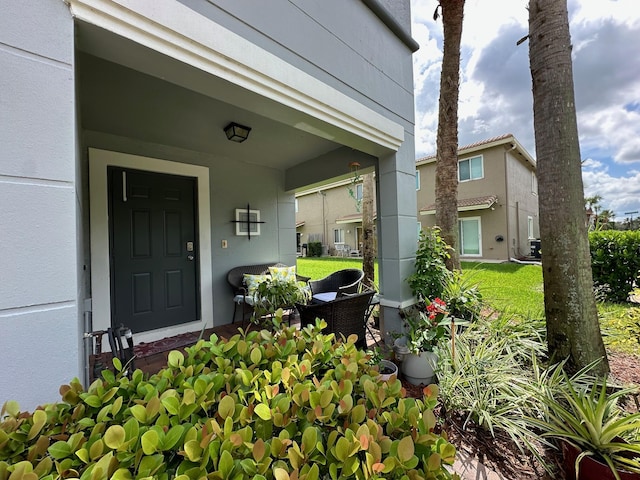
[[402, 298, 450, 354]]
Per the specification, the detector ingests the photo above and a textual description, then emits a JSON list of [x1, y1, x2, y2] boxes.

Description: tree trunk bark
[[361, 172, 376, 289], [528, 0, 609, 375], [435, 0, 464, 271]]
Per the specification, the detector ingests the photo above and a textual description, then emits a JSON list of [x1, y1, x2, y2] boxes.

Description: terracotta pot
[[562, 442, 640, 480], [401, 350, 438, 386]]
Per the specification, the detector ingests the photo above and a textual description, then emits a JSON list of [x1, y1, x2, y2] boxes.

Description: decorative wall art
[[233, 204, 264, 239]]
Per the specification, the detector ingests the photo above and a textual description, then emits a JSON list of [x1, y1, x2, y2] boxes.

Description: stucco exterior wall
[[79, 55, 301, 336], [0, 1, 80, 410], [1, 0, 417, 409], [415, 141, 537, 262], [505, 150, 539, 258], [177, 0, 415, 124]]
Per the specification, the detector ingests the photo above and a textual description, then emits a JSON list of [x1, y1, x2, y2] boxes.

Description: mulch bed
[[396, 349, 640, 480]]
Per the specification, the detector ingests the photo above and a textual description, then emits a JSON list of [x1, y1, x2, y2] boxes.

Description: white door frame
[[89, 148, 213, 345]]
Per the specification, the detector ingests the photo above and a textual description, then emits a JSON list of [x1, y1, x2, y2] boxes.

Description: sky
[[410, 0, 640, 221]]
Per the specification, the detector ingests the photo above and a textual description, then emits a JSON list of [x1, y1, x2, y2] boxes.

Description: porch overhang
[[336, 213, 378, 224], [66, 0, 404, 156]]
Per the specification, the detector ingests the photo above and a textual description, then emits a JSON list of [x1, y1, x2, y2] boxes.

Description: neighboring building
[[1, 0, 419, 409], [417, 134, 539, 261], [296, 176, 378, 257], [296, 133, 538, 263]]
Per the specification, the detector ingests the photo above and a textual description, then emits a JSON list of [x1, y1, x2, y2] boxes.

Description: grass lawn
[[296, 257, 639, 355]]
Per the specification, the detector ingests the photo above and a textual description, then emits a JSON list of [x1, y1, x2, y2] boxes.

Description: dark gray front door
[[108, 167, 199, 333]]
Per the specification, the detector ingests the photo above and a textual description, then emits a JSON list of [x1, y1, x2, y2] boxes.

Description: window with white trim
[[531, 171, 538, 195], [528, 216, 534, 239], [416, 170, 421, 191], [355, 183, 363, 201], [334, 228, 344, 243], [458, 217, 482, 256], [295, 198, 299, 212], [458, 155, 484, 182]]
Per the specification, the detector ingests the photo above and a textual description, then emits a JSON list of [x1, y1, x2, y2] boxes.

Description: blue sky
[[411, 0, 640, 221]]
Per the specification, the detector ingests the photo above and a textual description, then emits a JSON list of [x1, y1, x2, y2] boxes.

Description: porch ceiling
[[75, 22, 342, 171]]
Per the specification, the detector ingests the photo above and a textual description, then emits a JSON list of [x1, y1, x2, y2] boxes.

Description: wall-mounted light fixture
[[224, 122, 252, 143]]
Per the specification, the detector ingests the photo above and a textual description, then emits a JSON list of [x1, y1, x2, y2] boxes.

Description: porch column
[[377, 138, 418, 343], [0, 0, 79, 410]]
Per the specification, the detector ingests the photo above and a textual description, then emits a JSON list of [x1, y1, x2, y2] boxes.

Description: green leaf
[[167, 350, 184, 368], [48, 441, 72, 460], [141, 429, 160, 455], [254, 404, 271, 421], [161, 396, 180, 415], [75, 448, 89, 464], [27, 409, 47, 441], [163, 425, 184, 450], [273, 468, 289, 480], [397, 436, 414, 463], [111, 468, 133, 480], [103, 425, 126, 450], [218, 450, 234, 478], [129, 404, 147, 424], [184, 440, 202, 462], [302, 427, 317, 454], [84, 395, 102, 408], [250, 347, 262, 365], [218, 395, 235, 419]]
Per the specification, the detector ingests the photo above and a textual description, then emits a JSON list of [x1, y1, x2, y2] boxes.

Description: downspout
[[515, 201, 521, 258], [504, 144, 517, 258], [82, 298, 93, 388]]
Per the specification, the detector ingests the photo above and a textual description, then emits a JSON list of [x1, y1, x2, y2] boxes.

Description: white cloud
[[411, 0, 640, 218]]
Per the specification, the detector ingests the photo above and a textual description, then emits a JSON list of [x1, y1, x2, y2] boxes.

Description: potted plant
[[251, 275, 310, 326], [529, 374, 640, 480], [397, 298, 449, 385], [367, 347, 399, 382]]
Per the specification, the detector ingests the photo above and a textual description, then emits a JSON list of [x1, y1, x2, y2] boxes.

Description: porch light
[[224, 122, 252, 143]]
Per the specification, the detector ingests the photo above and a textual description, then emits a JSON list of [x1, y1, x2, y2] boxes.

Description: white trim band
[[66, 0, 404, 151]]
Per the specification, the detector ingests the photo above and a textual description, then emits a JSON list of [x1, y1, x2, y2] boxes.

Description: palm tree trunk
[[362, 172, 376, 289], [528, 0, 609, 375], [435, 0, 464, 271]]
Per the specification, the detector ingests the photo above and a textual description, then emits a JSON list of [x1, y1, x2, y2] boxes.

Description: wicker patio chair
[[227, 262, 310, 325], [308, 268, 365, 299], [296, 290, 374, 349]]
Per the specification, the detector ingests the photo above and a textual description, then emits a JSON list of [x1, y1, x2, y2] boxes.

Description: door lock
[[186, 241, 194, 252]]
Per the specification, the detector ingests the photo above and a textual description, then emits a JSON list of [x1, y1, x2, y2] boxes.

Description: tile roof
[[416, 133, 515, 163], [420, 195, 498, 214]]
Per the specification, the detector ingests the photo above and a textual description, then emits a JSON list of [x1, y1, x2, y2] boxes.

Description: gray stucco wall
[[0, 0, 80, 410], [78, 54, 298, 328], [506, 152, 539, 258], [177, 0, 415, 128]]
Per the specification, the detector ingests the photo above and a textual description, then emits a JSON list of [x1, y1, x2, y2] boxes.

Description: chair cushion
[[313, 292, 337, 303], [243, 274, 270, 296], [268, 265, 297, 282]]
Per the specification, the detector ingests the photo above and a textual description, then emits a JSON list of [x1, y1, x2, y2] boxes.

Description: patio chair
[[296, 290, 374, 348], [308, 268, 365, 302]]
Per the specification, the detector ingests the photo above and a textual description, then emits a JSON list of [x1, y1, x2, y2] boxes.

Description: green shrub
[[407, 227, 452, 302], [589, 230, 640, 303], [441, 270, 483, 322], [436, 312, 553, 470], [0, 317, 458, 480], [307, 241, 322, 257]]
